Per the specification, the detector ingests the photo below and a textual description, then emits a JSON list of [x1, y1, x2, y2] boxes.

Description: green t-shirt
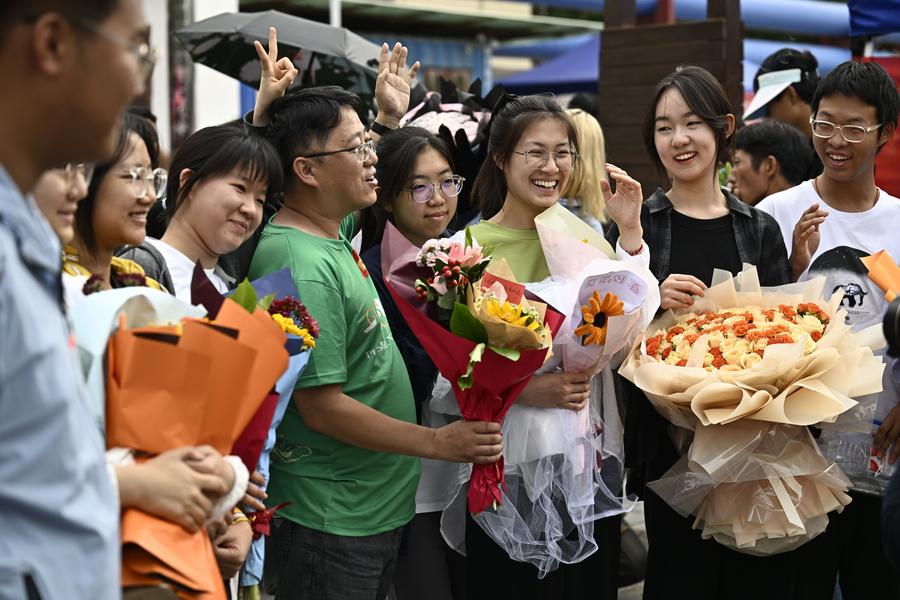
[[248, 214, 419, 536], [469, 220, 550, 283]]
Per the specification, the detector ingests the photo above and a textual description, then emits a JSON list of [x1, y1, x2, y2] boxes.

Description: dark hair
[[264, 86, 360, 182], [812, 61, 900, 132], [1, 1, 121, 38], [164, 124, 283, 224], [75, 112, 158, 254], [642, 65, 735, 179], [568, 92, 599, 116], [360, 127, 456, 250], [736, 120, 817, 186], [472, 94, 575, 220], [755, 48, 820, 104]]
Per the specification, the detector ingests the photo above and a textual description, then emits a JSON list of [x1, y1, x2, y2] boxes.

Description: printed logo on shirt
[[363, 298, 395, 359], [809, 246, 884, 329]]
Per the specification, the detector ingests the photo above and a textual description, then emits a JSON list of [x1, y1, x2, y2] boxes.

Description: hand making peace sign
[[252, 27, 299, 127]]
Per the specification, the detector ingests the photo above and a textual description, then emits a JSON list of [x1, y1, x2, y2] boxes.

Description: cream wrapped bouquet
[[621, 265, 886, 554]]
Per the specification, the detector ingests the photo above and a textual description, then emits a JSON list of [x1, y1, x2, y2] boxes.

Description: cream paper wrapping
[[620, 265, 886, 554]]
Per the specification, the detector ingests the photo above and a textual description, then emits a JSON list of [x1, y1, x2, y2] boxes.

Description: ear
[[492, 152, 505, 171], [763, 155, 779, 179], [292, 156, 318, 187], [878, 122, 897, 150], [784, 86, 802, 106], [178, 168, 193, 187], [31, 13, 72, 77], [723, 113, 736, 139]]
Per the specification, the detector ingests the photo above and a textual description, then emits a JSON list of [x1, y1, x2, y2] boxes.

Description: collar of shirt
[[0, 165, 62, 276], [646, 187, 753, 219]]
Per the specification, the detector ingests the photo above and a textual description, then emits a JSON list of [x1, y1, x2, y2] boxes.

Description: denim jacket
[[0, 166, 119, 599]]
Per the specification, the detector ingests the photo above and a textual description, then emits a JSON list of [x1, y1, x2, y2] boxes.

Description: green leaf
[[232, 279, 258, 314], [450, 303, 488, 343], [257, 292, 276, 311], [489, 346, 521, 361], [437, 290, 457, 310], [465, 226, 473, 249], [458, 342, 486, 390]]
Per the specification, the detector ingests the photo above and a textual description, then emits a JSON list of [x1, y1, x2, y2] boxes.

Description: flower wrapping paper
[[620, 265, 886, 554]]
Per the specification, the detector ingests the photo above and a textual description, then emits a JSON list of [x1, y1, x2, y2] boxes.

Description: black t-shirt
[[668, 210, 742, 286]]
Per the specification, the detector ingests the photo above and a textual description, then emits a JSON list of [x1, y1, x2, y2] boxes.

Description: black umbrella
[[175, 10, 381, 117]]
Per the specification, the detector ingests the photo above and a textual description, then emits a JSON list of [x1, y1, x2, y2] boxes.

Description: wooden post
[[604, 0, 637, 28], [708, 0, 744, 119]]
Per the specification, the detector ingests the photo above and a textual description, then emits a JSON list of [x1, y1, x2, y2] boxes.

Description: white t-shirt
[[758, 179, 900, 492], [757, 179, 900, 331], [146, 238, 228, 302]]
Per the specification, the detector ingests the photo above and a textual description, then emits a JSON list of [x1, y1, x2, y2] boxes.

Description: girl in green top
[[462, 95, 647, 599]]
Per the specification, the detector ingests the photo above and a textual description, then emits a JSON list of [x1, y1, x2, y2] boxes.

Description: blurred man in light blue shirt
[[0, 1, 148, 597]]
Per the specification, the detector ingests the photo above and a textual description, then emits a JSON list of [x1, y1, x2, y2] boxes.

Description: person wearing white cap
[[744, 48, 821, 139]]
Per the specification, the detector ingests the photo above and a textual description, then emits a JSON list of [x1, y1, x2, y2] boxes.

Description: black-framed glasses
[[809, 116, 883, 143], [401, 175, 465, 204], [512, 148, 578, 171], [302, 138, 375, 162]]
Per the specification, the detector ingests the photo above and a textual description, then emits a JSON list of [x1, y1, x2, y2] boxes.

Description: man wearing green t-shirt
[[248, 54, 503, 599]]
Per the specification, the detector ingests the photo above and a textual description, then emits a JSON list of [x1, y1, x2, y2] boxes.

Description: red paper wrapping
[[387, 281, 564, 513], [231, 392, 281, 473]]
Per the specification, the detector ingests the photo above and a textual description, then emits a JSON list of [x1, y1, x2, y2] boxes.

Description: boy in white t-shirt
[[757, 60, 900, 597]]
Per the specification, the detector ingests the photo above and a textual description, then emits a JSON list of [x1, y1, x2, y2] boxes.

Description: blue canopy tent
[[849, 0, 900, 37], [499, 35, 849, 95]]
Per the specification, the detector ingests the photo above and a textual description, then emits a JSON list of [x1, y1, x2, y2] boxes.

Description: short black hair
[[736, 120, 817, 186], [568, 92, 599, 116], [264, 86, 360, 181], [165, 123, 284, 223], [1, 1, 121, 37], [812, 60, 900, 131], [755, 48, 820, 104], [643, 65, 735, 178], [75, 112, 158, 254]]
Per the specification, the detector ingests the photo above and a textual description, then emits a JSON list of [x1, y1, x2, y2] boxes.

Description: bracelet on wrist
[[369, 121, 395, 136], [625, 243, 644, 256]]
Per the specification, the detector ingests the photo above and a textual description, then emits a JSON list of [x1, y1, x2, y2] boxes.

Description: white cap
[[743, 68, 803, 120]]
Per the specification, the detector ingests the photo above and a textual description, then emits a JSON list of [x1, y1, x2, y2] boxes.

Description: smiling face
[[310, 106, 379, 215], [387, 146, 458, 248], [91, 132, 155, 250], [175, 166, 267, 256], [500, 116, 573, 218], [33, 168, 89, 243], [813, 93, 888, 184], [653, 87, 720, 185]]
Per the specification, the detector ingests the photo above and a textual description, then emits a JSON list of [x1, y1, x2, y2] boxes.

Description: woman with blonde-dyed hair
[[561, 108, 609, 232]]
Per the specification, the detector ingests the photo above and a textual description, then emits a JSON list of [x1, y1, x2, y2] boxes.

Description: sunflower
[[574, 291, 624, 346], [485, 297, 542, 332]]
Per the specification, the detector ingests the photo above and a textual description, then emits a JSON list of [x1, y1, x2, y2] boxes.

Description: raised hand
[[602, 163, 644, 253], [373, 42, 421, 130], [790, 202, 827, 281], [252, 26, 299, 126]]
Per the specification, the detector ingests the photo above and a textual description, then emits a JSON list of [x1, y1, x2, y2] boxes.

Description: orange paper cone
[[862, 249, 900, 302]]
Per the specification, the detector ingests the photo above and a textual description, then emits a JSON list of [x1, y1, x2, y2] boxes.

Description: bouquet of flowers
[[620, 265, 885, 554], [413, 230, 491, 325], [387, 241, 563, 514]]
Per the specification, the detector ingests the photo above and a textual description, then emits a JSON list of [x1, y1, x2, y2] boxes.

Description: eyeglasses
[[809, 116, 883, 143], [401, 175, 466, 204], [302, 138, 375, 162], [512, 148, 578, 171], [75, 17, 157, 80], [54, 163, 95, 189], [120, 167, 167, 198]]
